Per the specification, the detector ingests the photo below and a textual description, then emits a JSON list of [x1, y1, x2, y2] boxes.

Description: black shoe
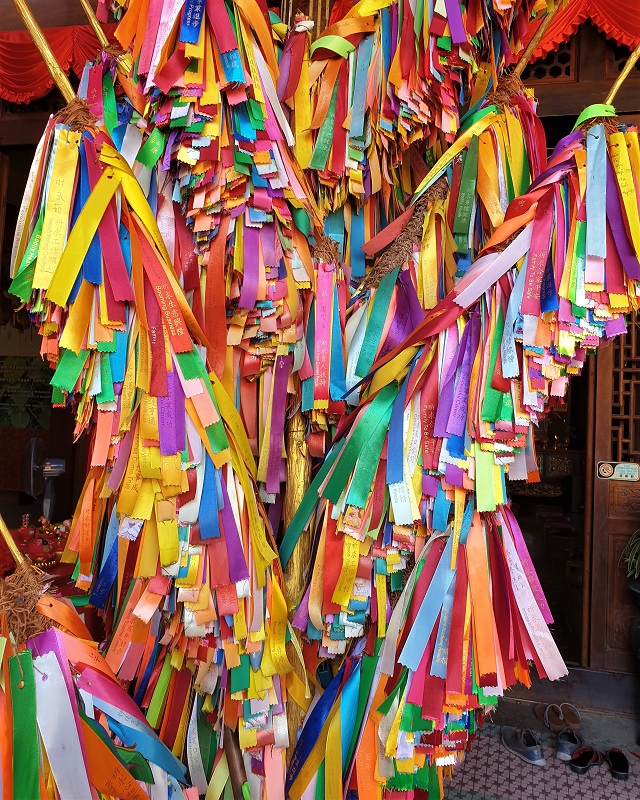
[[569, 745, 603, 775], [605, 749, 629, 780]]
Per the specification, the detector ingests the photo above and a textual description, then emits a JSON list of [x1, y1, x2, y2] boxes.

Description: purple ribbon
[[266, 355, 292, 493], [606, 158, 640, 279], [219, 472, 250, 583]]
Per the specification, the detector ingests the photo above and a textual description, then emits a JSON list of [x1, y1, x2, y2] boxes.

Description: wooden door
[[591, 323, 640, 672]]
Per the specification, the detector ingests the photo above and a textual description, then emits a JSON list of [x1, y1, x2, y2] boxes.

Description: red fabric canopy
[[0, 23, 117, 104], [524, 0, 640, 61]]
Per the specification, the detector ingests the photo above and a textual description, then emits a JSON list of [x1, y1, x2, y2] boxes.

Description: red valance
[[524, 0, 640, 62], [0, 23, 117, 104]]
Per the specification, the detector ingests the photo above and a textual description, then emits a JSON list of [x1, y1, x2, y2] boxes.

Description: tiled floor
[[445, 712, 640, 800]]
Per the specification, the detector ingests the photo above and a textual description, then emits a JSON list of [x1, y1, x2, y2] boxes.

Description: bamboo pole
[[283, 409, 312, 763], [77, 0, 133, 74], [605, 41, 640, 105], [0, 515, 24, 567], [513, 0, 565, 77], [78, 0, 111, 49], [12, 0, 76, 104]]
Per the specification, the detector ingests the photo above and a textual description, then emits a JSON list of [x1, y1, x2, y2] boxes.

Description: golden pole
[[0, 514, 24, 567], [283, 411, 312, 604], [77, 0, 134, 74], [513, 0, 565, 77], [283, 409, 312, 762], [605, 41, 640, 105], [12, 0, 76, 104], [78, 0, 110, 49]]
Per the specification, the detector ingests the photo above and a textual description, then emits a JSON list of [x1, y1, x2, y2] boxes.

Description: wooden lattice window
[[611, 315, 640, 463], [606, 43, 640, 80], [521, 39, 576, 83]]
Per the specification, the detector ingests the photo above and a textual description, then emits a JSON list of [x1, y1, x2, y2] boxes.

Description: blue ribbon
[[330, 284, 347, 400], [459, 495, 475, 545], [387, 374, 409, 484], [89, 508, 119, 608], [432, 485, 451, 533], [350, 208, 366, 278], [340, 662, 361, 769], [349, 35, 374, 140], [199, 453, 220, 538], [79, 142, 102, 286], [180, 0, 205, 44], [220, 50, 245, 84], [89, 534, 118, 608], [586, 123, 607, 259], [107, 717, 187, 783], [399, 536, 455, 671], [326, 211, 345, 258], [430, 572, 457, 678], [286, 664, 346, 793]]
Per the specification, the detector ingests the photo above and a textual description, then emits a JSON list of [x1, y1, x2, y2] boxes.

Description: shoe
[[559, 703, 581, 730], [556, 728, 583, 761], [605, 749, 629, 780], [569, 745, 603, 775], [502, 728, 546, 766], [534, 702, 565, 732]]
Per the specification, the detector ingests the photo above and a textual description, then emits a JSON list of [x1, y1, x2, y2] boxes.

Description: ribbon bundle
[[304, 0, 543, 204], [9, 81, 293, 795], [1, 620, 192, 799], [283, 114, 640, 796], [289, 0, 547, 293], [5, 0, 640, 796], [106, 0, 327, 502]]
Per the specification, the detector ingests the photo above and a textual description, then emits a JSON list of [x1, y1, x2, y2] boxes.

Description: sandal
[[534, 703, 565, 733], [559, 703, 581, 730], [605, 749, 629, 780], [569, 746, 603, 775]]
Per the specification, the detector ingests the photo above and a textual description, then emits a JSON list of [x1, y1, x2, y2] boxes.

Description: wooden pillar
[[280, 0, 332, 35]]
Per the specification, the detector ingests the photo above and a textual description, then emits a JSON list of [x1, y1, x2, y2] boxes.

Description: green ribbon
[[196, 694, 217, 777], [459, 104, 499, 134], [136, 128, 167, 170], [97, 354, 116, 405], [452, 135, 479, 251], [481, 304, 506, 422], [10, 651, 40, 800], [309, 78, 340, 171], [117, 748, 155, 784], [345, 394, 396, 509], [146, 653, 173, 728], [310, 35, 355, 59], [51, 348, 89, 392], [279, 440, 346, 568], [355, 266, 400, 378], [292, 207, 311, 237], [573, 103, 616, 131], [323, 384, 398, 504], [102, 73, 118, 136], [230, 654, 251, 693], [10, 213, 43, 302]]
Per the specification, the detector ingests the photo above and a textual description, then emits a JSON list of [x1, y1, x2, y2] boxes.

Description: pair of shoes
[[569, 746, 630, 780], [534, 702, 581, 732], [502, 728, 546, 766], [556, 728, 583, 761]]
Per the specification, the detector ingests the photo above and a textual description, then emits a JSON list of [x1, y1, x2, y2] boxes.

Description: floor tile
[[443, 720, 639, 800]]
